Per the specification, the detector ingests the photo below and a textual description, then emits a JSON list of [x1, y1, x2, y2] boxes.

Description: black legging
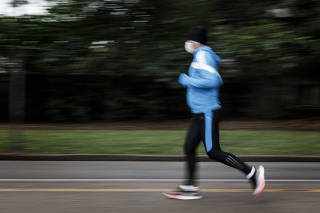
[[184, 108, 252, 185]]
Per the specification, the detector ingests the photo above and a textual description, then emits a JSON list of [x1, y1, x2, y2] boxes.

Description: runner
[[163, 26, 265, 200]]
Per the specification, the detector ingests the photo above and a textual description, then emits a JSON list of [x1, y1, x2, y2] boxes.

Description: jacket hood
[[195, 46, 221, 63]]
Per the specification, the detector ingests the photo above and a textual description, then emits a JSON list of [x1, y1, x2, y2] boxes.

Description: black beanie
[[187, 26, 207, 44]]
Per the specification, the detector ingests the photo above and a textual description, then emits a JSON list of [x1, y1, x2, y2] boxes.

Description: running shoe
[[252, 165, 265, 196], [178, 185, 200, 192], [162, 191, 202, 200]]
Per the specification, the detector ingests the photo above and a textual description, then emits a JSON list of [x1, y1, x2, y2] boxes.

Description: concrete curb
[[0, 154, 320, 162]]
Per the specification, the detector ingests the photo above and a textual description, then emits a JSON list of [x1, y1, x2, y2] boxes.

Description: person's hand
[[178, 73, 189, 87]]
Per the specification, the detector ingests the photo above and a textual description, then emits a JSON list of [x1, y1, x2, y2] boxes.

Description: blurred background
[[0, 0, 319, 155]]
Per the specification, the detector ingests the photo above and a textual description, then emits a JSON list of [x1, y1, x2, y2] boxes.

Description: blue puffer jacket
[[178, 46, 223, 114]]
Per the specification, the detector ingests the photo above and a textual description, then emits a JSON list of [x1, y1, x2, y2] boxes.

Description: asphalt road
[[0, 161, 319, 213]]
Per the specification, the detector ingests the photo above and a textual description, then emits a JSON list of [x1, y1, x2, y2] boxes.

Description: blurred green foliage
[[0, 0, 319, 122]]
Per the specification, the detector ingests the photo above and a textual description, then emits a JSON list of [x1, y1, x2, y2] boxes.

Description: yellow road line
[[0, 188, 319, 192], [0, 188, 172, 192]]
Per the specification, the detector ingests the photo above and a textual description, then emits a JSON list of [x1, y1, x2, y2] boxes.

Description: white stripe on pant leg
[[227, 156, 245, 170], [226, 158, 239, 168], [226, 157, 244, 170], [226, 158, 234, 167]]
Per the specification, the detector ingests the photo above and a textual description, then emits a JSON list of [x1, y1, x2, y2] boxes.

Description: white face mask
[[184, 41, 195, 54]]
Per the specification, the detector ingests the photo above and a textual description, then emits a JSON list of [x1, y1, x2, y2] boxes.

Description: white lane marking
[[0, 179, 319, 182]]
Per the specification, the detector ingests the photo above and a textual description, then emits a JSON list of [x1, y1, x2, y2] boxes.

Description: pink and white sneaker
[[253, 165, 265, 196]]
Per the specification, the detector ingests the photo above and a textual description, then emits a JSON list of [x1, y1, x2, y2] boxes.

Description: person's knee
[[206, 150, 217, 160], [184, 142, 195, 155], [207, 150, 224, 162]]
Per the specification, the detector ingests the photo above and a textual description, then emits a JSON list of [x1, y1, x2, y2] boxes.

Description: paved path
[[0, 161, 319, 213]]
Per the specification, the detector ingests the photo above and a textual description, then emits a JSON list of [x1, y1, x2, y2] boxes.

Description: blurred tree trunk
[[8, 54, 25, 151]]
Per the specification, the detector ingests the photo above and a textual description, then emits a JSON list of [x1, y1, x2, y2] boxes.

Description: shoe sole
[[162, 192, 202, 200]]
